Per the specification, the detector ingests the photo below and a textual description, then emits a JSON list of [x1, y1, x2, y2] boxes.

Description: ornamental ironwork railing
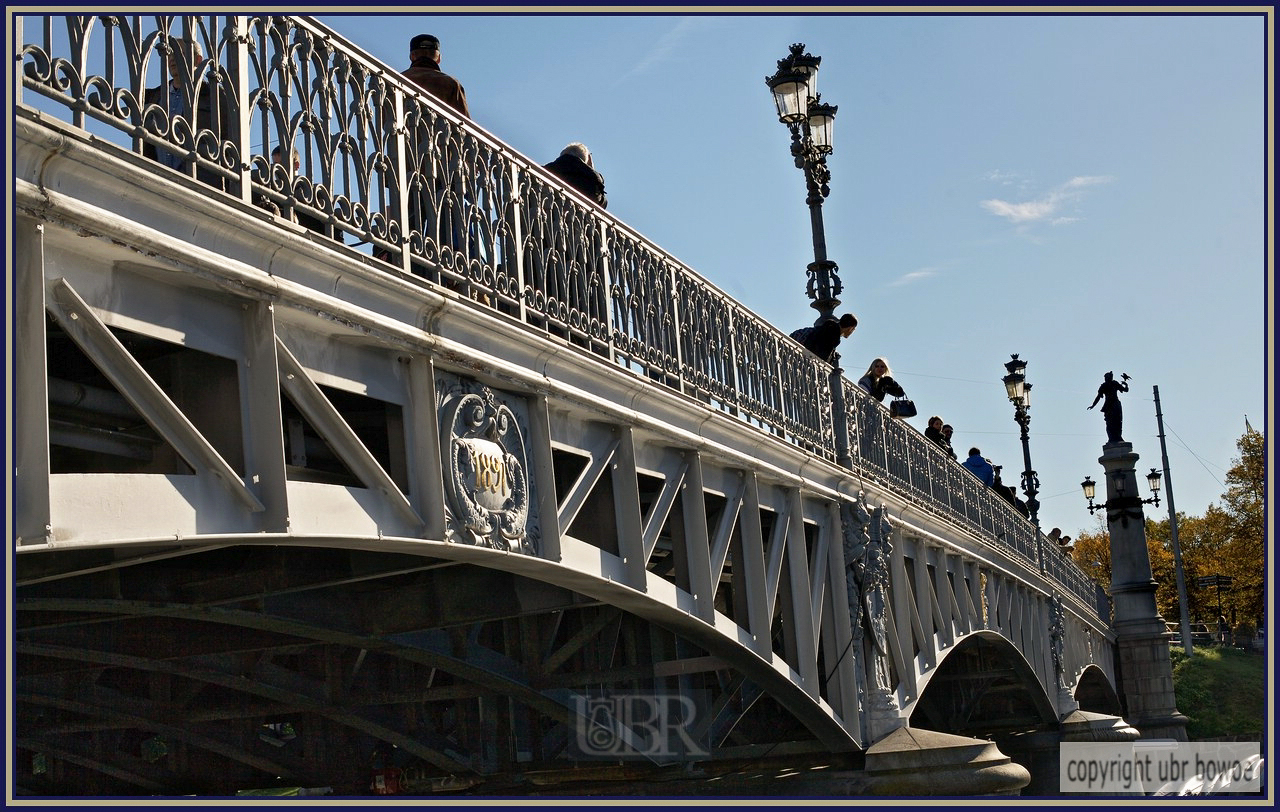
[[15, 13, 1099, 613]]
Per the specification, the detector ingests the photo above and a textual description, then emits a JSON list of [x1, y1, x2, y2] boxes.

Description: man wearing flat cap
[[403, 33, 469, 117]]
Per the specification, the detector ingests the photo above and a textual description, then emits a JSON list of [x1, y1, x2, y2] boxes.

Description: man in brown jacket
[[403, 34, 469, 117]]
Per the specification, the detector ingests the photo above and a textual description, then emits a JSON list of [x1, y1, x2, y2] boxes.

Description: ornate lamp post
[[767, 44, 852, 469], [1001, 354, 1044, 573], [766, 43, 841, 324]]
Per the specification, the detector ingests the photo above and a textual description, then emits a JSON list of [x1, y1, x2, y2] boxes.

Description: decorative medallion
[[439, 382, 535, 554]]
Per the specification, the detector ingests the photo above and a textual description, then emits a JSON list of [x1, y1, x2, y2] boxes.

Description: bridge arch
[[16, 536, 861, 792], [906, 630, 1057, 740], [1073, 663, 1122, 716]]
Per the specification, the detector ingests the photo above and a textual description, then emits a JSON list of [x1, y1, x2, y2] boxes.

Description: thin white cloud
[[614, 18, 702, 86], [984, 169, 1022, 186], [981, 175, 1114, 225], [1063, 175, 1112, 189], [888, 269, 939, 287], [980, 198, 1056, 223]]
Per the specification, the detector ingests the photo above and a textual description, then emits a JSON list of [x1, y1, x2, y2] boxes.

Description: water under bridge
[[11, 14, 1162, 798]]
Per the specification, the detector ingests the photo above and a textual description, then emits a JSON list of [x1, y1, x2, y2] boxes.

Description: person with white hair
[[542, 142, 607, 208]]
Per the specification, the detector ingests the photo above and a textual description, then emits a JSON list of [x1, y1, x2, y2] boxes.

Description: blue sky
[[315, 10, 1267, 539]]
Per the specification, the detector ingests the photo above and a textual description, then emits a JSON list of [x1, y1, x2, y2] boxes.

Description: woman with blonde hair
[[857, 357, 906, 403]]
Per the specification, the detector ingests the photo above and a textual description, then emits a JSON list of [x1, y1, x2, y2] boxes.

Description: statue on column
[[1088, 371, 1130, 445]]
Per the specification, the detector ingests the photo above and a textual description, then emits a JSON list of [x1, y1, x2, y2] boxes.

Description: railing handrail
[[15, 12, 1102, 616]]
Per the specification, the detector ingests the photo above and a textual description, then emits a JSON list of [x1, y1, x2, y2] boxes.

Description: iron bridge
[[11, 14, 1124, 797]]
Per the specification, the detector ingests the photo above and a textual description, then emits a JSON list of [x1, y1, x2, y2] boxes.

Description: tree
[[1152, 512, 1217, 622], [1070, 516, 1111, 590], [1216, 426, 1264, 628], [1153, 427, 1264, 628], [1072, 516, 1179, 620], [1143, 520, 1179, 622]]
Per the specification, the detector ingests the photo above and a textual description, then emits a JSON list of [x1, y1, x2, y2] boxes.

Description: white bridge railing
[[16, 13, 1101, 615]]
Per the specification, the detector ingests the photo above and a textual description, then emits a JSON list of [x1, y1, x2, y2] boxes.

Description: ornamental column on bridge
[[1098, 442, 1189, 741]]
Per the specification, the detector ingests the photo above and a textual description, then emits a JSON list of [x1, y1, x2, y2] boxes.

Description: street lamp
[[1002, 353, 1044, 573], [768, 43, 853, 470], [1081, 467, 1162, 523], [766, 43, 841, 323]]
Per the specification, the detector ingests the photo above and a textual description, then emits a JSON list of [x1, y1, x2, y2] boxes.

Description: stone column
[[1099, 442, 1188, 741]]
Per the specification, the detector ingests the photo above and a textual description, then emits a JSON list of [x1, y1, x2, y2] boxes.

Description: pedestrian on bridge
[[403, 34, 470, 117], [925, 415, 949, 451], [857, 357, 906, 403], [543, 143, 608, 208], [940, 423, 957, 460], [143, 38, 231, 190], [962, 447, 995, 487], [791, 313, 857, 366]]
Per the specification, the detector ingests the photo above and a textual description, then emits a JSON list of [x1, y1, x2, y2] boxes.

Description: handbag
[[889, 397, 917, 418]]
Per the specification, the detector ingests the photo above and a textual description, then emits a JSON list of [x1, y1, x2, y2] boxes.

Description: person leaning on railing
[[791, 313, 857, 366], [961, 447, 995, 487], [939, 423, 958, 460], [254, 147, 340, 240], [924, 415, 948, 449], [543, 143, 607, 209], [857, 357, 906, 403], [142, 38, 231, 191]]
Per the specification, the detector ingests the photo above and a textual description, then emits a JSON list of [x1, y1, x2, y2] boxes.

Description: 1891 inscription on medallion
[[439, 382, 534, 553]]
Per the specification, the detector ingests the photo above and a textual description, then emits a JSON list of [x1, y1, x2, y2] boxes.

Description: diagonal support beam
[[12, 735, 169, 794], [810, 501, 835, 645], [275, 336, 424, 532], [680, 453, 716, 623], [708, 475, 745, 588], [20, 683, 304, 781], [738, 473, 771, 658], [784, 488, 819, 696], [763, 495, 790, 619], [47, 277, 264, 512], [19, 641, 470, 775], [556, 433, 620, 532], [611, 426, 646, 590], [641, 455, 688, 561]]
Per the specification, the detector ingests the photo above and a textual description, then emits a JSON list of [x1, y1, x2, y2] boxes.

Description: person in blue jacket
[[962, 447, 995, 486]]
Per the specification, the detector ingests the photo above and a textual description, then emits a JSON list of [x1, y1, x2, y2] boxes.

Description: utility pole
[[1154, 385, 1193, 654]]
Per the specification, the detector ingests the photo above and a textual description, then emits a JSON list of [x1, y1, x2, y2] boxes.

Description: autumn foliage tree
[[1071, 515, 1176, 619]]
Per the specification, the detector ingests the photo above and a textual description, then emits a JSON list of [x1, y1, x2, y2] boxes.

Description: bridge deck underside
[[16, 544, 854, 796]]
